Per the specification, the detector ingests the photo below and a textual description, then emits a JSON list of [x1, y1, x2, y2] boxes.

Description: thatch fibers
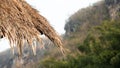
[[0, 0, 64, 56]]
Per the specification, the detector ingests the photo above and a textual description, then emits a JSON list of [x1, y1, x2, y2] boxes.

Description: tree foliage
[[39, 20, 120, 68]]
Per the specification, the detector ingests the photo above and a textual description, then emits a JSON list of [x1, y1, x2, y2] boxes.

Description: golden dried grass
[[0, 0, 64, 56]]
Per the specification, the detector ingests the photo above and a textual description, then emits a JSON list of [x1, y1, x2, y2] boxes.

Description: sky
[[26, 0, 101, 34], [0, 0, 101, 52]]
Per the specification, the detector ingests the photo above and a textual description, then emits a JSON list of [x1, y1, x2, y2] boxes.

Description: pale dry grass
[[0, 0, 64, 56]]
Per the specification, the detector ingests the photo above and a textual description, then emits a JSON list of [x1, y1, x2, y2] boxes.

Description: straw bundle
[[0, 0, 64, 56]]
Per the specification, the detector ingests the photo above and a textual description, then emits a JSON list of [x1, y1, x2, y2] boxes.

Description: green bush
[[39, 20, 120, 68]]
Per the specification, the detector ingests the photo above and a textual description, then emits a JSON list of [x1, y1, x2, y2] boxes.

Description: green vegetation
[[39, 20, 120, 68], [37, 0, 120, 68], [1, 0, 120, 68]]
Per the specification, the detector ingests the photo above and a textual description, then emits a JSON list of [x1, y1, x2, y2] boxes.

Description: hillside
[[40, 0, 120, 68], [0, 38, 56, 68], [0, 0, 120, 68], [65, 0, 120, 39], [63, 0, 120, 52]]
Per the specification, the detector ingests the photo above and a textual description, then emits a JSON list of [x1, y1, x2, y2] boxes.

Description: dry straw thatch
[[0, 0, 64, 56]]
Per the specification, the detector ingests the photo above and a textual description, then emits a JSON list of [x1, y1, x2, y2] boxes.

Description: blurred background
[[0, 0, 120, 68]]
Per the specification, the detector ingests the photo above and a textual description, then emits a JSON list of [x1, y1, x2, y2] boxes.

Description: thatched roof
[[0, 0, 64, 56]]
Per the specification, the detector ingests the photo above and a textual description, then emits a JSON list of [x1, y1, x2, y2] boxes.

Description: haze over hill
[[26, 0, 101, 34], [0, 0, 120, 68], [0, 0, 101, 53], [39, 0, 120, 68]]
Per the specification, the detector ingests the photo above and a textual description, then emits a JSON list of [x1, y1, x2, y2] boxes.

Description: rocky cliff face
[[64, 0, 120, 37], [105, 0, 120, 20], [0, 38, 54, 68]]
